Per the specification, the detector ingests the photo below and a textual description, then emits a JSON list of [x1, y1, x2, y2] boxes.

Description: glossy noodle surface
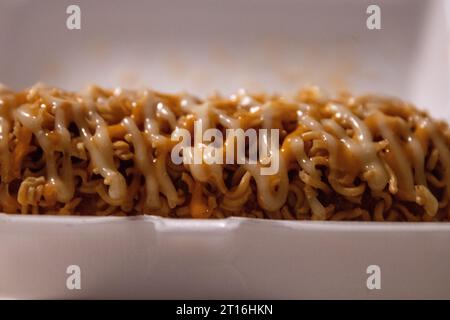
[[0, 84, 449, 221]]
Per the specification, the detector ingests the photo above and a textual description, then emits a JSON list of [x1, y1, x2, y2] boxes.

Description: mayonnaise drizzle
[[0, 84, 449, 219], [325, 103, 388, 192]]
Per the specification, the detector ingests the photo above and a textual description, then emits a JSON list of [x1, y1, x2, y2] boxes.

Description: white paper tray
[[1, 215, 450, 299], [0, 0, 449, 299]]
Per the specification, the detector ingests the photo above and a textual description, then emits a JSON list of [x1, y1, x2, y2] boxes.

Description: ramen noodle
[[0, 83, 449, 221]]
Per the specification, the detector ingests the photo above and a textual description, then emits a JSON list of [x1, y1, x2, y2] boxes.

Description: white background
[[0, 0, 449, 119]]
